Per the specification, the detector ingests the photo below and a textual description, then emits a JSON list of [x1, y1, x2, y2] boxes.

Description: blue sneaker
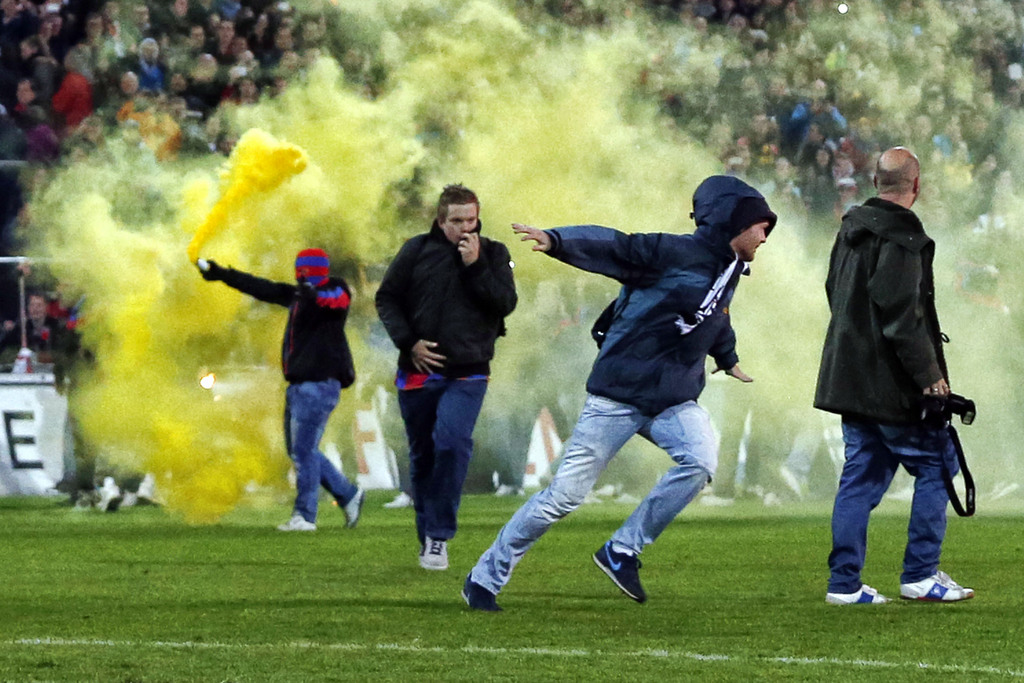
[[462, 575, 502, 612], [826, 584, 890, 605], [900, 571, 974, 602], [593, 542, 646, 603]]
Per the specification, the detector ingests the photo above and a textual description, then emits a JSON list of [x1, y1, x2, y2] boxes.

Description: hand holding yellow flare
[[186, 128, 309, 264]]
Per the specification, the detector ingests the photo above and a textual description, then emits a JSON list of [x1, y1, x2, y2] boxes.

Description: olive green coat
[[814, 197, 947, 424]]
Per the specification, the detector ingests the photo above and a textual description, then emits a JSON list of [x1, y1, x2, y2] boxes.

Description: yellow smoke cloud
[[185, 129, 309, 264]]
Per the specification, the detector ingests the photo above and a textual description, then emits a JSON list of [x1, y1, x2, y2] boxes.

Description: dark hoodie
[[375, 219, 518, 378], [210, 266, 355, 386], [814, 197, 946, 424], [544, 175, 776, 416]]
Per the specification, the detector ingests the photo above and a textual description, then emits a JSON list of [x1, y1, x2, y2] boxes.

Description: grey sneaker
[[277, 514, 316, 532], [343, 488, 365, 528], [420, 537, 449, 570], [383, 491, 413, 509], [900, 571, 974, 602]]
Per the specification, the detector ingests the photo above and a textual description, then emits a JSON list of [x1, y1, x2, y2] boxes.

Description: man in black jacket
[[815, 147, 973, 604], [375, 185, 517, 570], [198, 248, 365, 532]]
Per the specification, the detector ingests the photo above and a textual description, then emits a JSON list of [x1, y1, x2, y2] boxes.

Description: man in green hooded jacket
[[815, 146, 974, 605]]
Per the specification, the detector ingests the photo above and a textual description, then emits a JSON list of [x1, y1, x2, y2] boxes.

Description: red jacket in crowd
[[51, 71, 94, 131]]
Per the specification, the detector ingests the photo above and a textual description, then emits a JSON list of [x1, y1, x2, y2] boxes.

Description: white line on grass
[[7, 638, 1023, 678]]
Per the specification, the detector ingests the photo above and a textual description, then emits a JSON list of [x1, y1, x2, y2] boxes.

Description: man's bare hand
[[512, 223, 552, 252], [411, 339, 446, 374], [713, 364, 754, 382], [924, 378, 950, 397], [458, 232, 480, 265]]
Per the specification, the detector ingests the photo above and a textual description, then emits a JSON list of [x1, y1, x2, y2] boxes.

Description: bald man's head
[[874, 146, 920, 198]]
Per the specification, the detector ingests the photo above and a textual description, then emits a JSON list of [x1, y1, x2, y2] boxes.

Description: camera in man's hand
[[920, 392, 976, 429]]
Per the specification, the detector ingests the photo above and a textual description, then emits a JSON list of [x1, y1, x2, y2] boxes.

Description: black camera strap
[[943, 425, 975, 517]]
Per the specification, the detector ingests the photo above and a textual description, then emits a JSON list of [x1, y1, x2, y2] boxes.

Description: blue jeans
[[470, 394, 717, 595], [828, 419, 956, 593], [285, 379, 358, 523], [398, 378, 488, 543]]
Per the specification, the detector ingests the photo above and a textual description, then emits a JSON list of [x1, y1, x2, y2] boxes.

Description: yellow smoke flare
[[186, 128, 309, 264]]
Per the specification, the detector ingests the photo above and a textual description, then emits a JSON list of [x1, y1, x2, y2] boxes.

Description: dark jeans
[[398, 378, 487, 543], [828, 419, 955, 593], [285, 379, 358, 523]]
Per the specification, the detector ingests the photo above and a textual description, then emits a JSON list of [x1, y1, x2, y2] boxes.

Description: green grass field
[[0, 492, 1021, 682]]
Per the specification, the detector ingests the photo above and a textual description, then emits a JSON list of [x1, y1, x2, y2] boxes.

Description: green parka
[[814, 197, 947, 424]]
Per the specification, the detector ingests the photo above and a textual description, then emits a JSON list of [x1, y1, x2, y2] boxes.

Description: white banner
[[0, 372, 68, 495]]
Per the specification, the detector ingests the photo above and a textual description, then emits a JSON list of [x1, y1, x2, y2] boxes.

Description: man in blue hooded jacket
[[462, 175, 777, 611]]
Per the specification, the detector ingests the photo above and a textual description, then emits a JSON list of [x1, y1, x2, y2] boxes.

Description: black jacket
[[375, 221, 517, 377], [814, 197, 946, 424], [217, 268, 355, 387]]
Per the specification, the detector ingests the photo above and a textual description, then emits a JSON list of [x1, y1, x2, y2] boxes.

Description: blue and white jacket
[[544, 175, 772, 416]]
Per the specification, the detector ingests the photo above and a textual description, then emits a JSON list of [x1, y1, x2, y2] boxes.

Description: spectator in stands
[[222, 68, 258, 104], [51, 44, 93, 134], [186, 22, 210, 57], [17, 35, 59, 102], [211, 16, 236, 65], [122, 2, 154, 49], [187, 52, 224, 113], [135, 37, 165, 93], [0, 100, 27, 161], [22, 104, 58, 162], [801, 145, 839, 217], [113, 68, 139, 118], [1, 290, 63, 363], [1, 0, 40, 61], [37, 5, 71, 65], [246, 11, 271, 56], [12, 76, 37, 124], [259, 21, 292, 69], [835, 176, 859, 219], [151, 0, 193, 41], [214, 0, 242, 22]]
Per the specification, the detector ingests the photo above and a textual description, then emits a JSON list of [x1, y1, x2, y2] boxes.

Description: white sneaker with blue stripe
[[900, 571, 974, 602], [825, 584, 890, 605]]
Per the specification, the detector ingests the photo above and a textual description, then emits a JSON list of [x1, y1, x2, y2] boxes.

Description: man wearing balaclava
[[463, 175, 776, 611], [196, 248, 365, 531]]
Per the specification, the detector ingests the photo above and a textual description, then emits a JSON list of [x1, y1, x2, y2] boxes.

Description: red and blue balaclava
[[295, 248, 329, 286]]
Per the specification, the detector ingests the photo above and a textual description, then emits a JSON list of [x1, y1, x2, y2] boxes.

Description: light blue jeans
[[285, 379, 358, 523], [470, 393, 717, 595]]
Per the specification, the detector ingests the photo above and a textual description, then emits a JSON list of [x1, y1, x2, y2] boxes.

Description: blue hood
[[691, 175, 776, 260]]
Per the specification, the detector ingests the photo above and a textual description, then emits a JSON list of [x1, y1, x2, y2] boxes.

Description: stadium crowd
[[1, 0, 326, 281], [5, 0, 1022, 290]]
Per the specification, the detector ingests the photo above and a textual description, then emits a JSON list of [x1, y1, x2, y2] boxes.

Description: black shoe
[[593, 541, 646, 603], [462, 574, 502, 612]]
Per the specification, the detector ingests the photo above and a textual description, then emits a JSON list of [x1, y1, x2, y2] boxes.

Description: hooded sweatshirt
[[544, 175, 776, 416], [213, 265, 355, 387]]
